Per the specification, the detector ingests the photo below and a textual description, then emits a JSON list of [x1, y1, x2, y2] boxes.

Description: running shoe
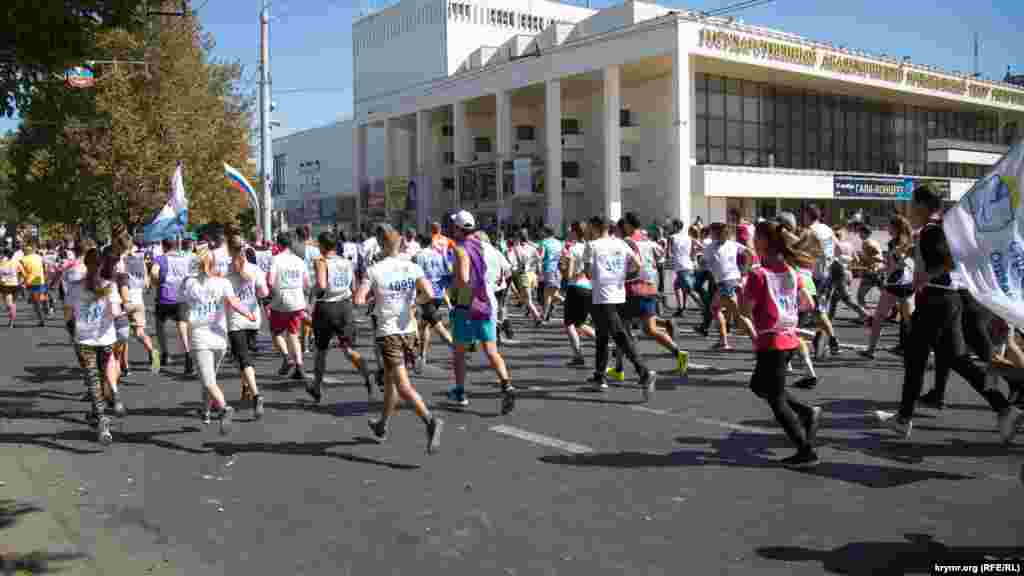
[[675, 351, 688, 375], [640, 370, 658, 402], [160, 354, 169, 369], [858, 349, 875, 360], [121, 366, 131, 378], [253, 394, 264, 420], [277, 357, 292, 377], [446, 387, 469, 407], [305, 380, 322, 404], [110, 396, 126, 418], [426, 417, 443, 454], [202, 409, 212, 425], [97, 416, 113, 445], [793, 376, 817, 390], [585, 375, 608, 391], [804, 406, 822, 447], [918, 389, 945, 410], [779, 450, 818, 469], [219, 406, 235, 436], [368, 419, 388, 442], [500, 384, 515, 415], [414, 354, 425, 375], [605, 367, 625, 382], [184, 355, 195, 376], [829, 337, 841, 356], [874, 410, 912, 439], [812, 334, 823, 360], [997, 406, 1023, 444], [567, 355, 586, 368], [291, 366, 308, 382], [150, 349, 161, 375], [673, 309, 684, 318]]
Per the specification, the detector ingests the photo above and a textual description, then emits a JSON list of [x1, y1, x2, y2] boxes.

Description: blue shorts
[[450, 308, 497, 344], [626, 296, 658, 319], [28, 285, 48, 295], [673, 271, 695, 292], [718, 279, 740, 298]]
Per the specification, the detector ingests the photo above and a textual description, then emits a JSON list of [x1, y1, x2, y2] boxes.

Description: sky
[[2, 0, 1022, 138]]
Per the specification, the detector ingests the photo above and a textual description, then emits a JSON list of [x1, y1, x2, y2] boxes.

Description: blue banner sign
[[834, 175, 950, 201]]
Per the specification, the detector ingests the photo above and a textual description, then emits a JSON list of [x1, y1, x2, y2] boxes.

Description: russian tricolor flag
[[225, 163, 260, 213], [143, 163, 189, 242]]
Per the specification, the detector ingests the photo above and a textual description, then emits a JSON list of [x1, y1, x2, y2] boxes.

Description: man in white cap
[[446, 210, 514, 414]]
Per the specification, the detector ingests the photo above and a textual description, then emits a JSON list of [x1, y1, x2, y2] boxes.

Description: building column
[[495, 90, 512, 226], [384, 118, 396, 220], [545, 79, 563, 231], [353, 123, 367, 234], [602, 65, 622, 222], [668, 37, 694, 226], [416, 109, 431, 233], [453, 101, 468, 209]]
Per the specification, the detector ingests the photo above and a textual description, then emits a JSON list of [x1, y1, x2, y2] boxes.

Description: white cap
[[451, 210, 475, 230]]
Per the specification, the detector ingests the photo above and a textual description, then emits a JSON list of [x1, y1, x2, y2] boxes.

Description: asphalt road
[[1, 297, 1022, 575]]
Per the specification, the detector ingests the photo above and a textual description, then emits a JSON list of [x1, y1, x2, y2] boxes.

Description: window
[[474, 137, 491, 153], [562, 161, 580, 179], [561, 118, 580, 135], [272, 154, 287, 197], [620, 109, 634, 127], [620, 156, 633, 173], [516, 125, 535, 141], [441, 124, 453, 137]]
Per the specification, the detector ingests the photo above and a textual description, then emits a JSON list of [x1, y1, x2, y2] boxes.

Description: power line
[[273, 87, 348, 95], [703, 0, 777, 17]]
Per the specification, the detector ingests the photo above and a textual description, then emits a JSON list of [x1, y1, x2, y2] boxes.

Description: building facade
[[347, 0, 1024, 232]]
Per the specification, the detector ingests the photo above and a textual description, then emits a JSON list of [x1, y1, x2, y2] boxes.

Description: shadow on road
[[17, 366, 83, 385], [756, 533, 1024, 575], [0, 499, 89, 574], [203, 438, 420, 471]]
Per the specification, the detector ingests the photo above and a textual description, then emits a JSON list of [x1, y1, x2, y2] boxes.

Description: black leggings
[[591, 303, 647, 380], [750, 349, 814, 452]]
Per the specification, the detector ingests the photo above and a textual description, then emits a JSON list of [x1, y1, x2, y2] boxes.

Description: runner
[[860, 216, 916, 359], [828, 226, 870, 323], [853, 223, 885, 315], [354, 224, 442, 453], [508, 229, 543, 325], [115, 234, 160, 375], [180, 244, 256, 434], [308, 231, 373, 403], [803, 205, 843, 357], [18, 243, 48, 327], [668, 220, 697, 317], [413, 237, 454, 372], [296, 226, 321, 355], [0, 247, 18, 327], [742, 220, 821, 468], [68, 246, 122, 445], [445, 210, 515, 413], [538, 227, 564, 323], [704, 223, 756, 351], [150, 238, 195, 375], [225, 235, 269, 420], [584, 216, 657, 398], [561, 221, 595, 367], [268, 232, 310, 381]]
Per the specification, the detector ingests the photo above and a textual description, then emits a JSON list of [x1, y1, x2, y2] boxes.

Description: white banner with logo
[[944, 138, 1024, 327]]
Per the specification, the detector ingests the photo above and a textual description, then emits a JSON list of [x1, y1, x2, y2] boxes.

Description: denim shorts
[[673, 270, 695, 292], [718, 279, 741, 298]]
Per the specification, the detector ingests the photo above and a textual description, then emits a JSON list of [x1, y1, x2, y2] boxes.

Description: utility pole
[[259, 0, 273, 243]]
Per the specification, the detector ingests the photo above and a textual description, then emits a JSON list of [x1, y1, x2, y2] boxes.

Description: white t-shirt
[[212, 246, 231, 277], [227, 263, 267, 332], [809, 222, 836, 279], [180, 275, 235, 350], [367, 257, 425, 337], [482, 242, 508, 320], [301, 243, 321, 286], [269, 251, 308, 312], [72, 281, 121, 347], [254, 250, 273, 276], [123, 252, 148, 306], [670, 232, 694, 271], [587, 236, 632, 305], [706, 240, 746, 283], [318, 255, 355, 303]]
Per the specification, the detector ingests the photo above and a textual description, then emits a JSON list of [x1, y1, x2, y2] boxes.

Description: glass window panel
[[727, 121, 742, 148], [726, 78, 741, 95], [709, 90, 724, 118], [710, 147, 725, 164], [696, 116, 707, 148], [744, 123, 759, 149], [696, 86, 707, 116], [696, 145, 707, 165], [760, 124, 775, 151], [695, 73, 708, 92], [760, 87, 775, 123], [709, 118, 724, 147], [743, 81, 759, 122], [727, 91, 741, 120], [727, 148, 743, 165], [708, 76, 723, 93], [744, 149, 759, 166]]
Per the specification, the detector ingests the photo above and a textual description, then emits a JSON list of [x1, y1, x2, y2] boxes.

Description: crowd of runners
[[3, 183, 1023, 467]]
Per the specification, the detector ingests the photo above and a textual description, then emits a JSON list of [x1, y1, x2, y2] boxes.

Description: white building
[[282, 0, 1024, 234]]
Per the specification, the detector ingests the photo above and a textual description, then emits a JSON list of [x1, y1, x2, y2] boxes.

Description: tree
[[7, 3, 254, 234]]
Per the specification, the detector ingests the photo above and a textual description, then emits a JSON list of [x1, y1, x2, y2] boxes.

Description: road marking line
[[490, 425, 594, 454], [630, 406, 775, 434]]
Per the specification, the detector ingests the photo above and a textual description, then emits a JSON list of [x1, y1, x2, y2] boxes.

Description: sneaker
[[219, 406, 235, 436], [675, 350, 689, 375], [804, 406, 822, 447], [997, 406, 1023, 444], [586, 375, 609, 391], [673, 309, 684, 318], [780, 450, 819, 469], [858, 349, 876, 360], [277, 357, 292, 377], [918, 389, 945, 410], [121, 366, 131, 378], [426, 417, 443, 454], [150, 350, 161, 375], [812, 334, 823, 360], [97, 416, 113, 445], [829, 337, 841, 356], [446, 388, 469, 407], [291, 367, 308, 382], [694, 326, 709, 338], [793, 376, 818, 390], [501, 337, 521, 346], [414, 354, 425, 375], [160, 354, 169, 369], [184, 355, 194, 376], [368, 419, 388, 442], [110, 397, 126, 418], [500, 384, 515, 415], [253, 394, 265, 420], [305, 380, 322, 404], [567, 355, 586, 368], [874, 410, 912, 439], [786, 361, 795, 374], [640, 370, 657, 402], [202, 409, 212, 425], [606, 367, 626, 382]]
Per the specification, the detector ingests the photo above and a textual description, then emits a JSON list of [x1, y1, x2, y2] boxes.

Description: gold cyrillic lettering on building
[[993, 88, 1024, 107], [969, 85, 992, 99], [905, 71, 967, 95], [699, 29, 815, 68], [820, 55, 902, 83]]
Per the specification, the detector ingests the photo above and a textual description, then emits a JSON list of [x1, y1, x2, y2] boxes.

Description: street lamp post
[[259, 0, 273, 243]]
